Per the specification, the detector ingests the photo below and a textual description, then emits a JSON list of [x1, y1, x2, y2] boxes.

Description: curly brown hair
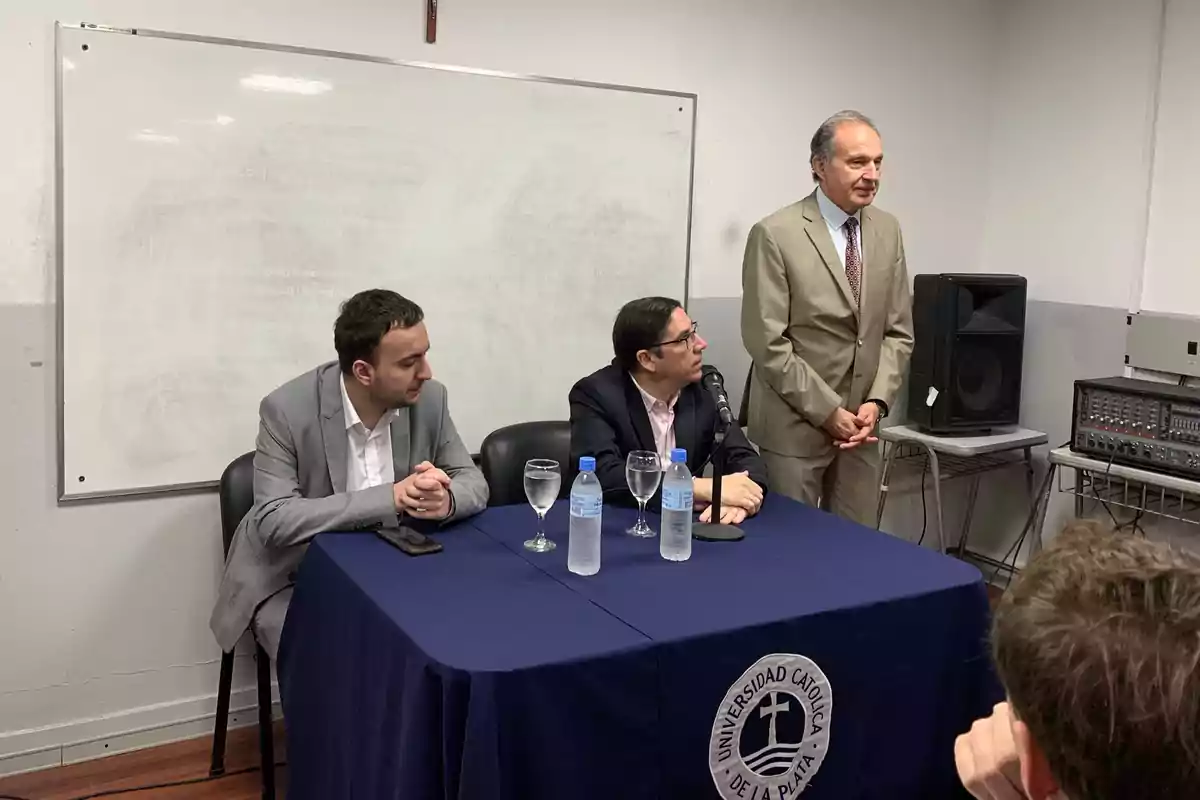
[[993, 520, 1200, 799]]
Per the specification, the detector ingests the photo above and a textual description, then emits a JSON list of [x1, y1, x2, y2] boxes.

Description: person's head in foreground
[[957, 519, 1200, 799], [335, 288, 432, 411], [612, 296, 707, 393]]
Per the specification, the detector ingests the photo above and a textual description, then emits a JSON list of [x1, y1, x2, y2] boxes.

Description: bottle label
[[662, 485, 693, 512], [571, 494, 602, 518]]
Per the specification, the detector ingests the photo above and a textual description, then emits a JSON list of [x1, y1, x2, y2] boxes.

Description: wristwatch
[[866, 398, 889, 419]]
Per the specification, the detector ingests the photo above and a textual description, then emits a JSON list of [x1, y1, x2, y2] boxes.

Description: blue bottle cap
[[670, 448, 687, 463], [579, 456, 596, 472]]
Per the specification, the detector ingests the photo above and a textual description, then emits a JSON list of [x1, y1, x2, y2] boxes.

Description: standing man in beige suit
[[741, 110, 913, 526]]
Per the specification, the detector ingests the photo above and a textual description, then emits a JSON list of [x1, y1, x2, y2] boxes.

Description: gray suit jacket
[[741, 192, 914, 456], [209, 362, 489, 652]]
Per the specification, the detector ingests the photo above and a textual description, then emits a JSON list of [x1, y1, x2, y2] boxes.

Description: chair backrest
[[479, 421, 571, 506], [738, 364, 753, 428], [219, 451, 256, 557]]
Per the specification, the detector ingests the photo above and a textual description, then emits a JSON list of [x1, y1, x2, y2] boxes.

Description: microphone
[[695, 364, 746, 541], [701, 365, 734, 428]]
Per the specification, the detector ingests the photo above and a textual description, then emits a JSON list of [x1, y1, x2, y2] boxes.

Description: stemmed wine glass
[[523, 459, 561, 552], [625, 450, 663, 537]]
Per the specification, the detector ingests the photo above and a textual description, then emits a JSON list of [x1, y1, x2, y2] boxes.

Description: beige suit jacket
[[740, 191, 914, 456]]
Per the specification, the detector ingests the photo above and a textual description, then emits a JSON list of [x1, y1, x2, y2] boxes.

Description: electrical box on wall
[[1126, 312, 1200, 378]]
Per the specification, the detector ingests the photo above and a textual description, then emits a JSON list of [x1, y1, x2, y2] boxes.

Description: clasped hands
[[392, 461, 453, 521], [695, 471, 764, 525], [823, 402, 880, 450]]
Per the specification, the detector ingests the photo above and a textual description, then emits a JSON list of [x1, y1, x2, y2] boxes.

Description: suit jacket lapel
[[673, 390, 698, 465], [623, 375, 656, 453], [861, 206, 883, 325], [801, 193, 859, 323], [390, 407, 412, 477], [319, 366, 349, 494]]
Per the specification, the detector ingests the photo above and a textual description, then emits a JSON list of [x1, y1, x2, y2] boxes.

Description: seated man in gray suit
[[210, 289, 489, 660]]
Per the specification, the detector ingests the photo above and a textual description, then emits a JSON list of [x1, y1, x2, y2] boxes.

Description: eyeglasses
[[650, 321, 699, 349]]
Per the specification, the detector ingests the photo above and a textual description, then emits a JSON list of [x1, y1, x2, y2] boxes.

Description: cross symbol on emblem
[[760, 691, 790, 747]]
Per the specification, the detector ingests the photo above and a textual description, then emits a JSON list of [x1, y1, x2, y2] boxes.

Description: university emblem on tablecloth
[[709, 653, 832, 799]]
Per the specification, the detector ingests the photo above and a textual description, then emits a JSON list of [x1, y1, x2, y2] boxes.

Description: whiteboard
[[57, 25, 695, 500]]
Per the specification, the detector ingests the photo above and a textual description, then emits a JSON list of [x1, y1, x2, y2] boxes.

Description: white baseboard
[[0, 681, 282, 779]]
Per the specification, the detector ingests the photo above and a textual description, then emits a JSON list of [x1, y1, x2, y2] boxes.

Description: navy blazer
[[568, 363, 768, 510]]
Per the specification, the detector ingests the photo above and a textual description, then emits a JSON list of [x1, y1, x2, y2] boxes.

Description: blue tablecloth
[[278, 496, 999, 800]]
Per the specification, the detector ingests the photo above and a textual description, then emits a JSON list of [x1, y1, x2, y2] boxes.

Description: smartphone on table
[[375, 525, 443, 556]]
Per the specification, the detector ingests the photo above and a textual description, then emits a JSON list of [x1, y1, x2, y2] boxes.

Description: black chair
[[479, 421, 572, 506], [209, 451, 276, 800]]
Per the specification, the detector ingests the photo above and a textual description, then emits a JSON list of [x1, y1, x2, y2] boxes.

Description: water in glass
[[523, 471, 561, 513], [625, 450, 662, 537], [626, 463, 662, 503], [523, 459, 561, 552]]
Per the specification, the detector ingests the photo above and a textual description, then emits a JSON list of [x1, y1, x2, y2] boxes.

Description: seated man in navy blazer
[[569, 296, 768, 524]]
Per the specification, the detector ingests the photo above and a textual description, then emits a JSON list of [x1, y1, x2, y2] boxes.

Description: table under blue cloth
[[278, 496, 1000, 800]]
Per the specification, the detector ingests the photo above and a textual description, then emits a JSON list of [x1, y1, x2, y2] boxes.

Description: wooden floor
[[0, 723, 286, 800]]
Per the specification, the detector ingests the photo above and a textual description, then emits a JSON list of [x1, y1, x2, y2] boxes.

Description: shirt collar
[[340, 375, 398, 432], [630, 375, 679, 414], [816, 185, 861, 230]]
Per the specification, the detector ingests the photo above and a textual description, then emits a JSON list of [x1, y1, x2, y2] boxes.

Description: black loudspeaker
[[907, 273, 1027, 434]]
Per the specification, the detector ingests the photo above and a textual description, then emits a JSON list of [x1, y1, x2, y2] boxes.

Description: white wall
[[1140, 0, 1200, 314], [979, 0, 1163, 310], [0, 0, 998, 769]]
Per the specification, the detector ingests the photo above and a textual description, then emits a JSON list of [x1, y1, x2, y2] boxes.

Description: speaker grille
[[949, 336, 1022, 422]]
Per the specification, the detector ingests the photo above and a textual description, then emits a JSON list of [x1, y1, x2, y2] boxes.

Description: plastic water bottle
[[568, 456, 603, 576], [660, 448, 693, 562]]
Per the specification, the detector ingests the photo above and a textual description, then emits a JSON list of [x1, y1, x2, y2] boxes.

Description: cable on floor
[[986, 440, 1071, 590]]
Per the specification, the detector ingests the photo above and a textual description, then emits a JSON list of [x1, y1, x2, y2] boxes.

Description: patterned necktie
[[843, 217, 861, 307]]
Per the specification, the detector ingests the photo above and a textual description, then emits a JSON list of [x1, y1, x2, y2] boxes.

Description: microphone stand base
[[693, 522, 745, 542]]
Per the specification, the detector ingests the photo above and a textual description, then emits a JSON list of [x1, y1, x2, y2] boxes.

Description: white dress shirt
[[815, 185, 864, 271], [340, 377, 399, 492], [632, 377, 679, 468]]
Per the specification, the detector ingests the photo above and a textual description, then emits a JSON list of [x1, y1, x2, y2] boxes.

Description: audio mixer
[[1072, 376, 1200, 479]]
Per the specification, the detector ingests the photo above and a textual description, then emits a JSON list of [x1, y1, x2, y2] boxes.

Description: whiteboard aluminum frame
[[54, 22, 698, 502]]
